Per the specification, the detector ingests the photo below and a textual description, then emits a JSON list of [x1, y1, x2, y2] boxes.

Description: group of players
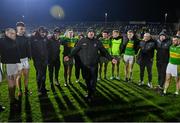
[[0, 21, 180, 111]]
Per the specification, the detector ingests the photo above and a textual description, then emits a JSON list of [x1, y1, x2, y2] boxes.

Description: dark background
[[0, 0, 179, 25]]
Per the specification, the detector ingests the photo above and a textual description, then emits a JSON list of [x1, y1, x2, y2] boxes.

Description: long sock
[[8, 86, 16, 103]]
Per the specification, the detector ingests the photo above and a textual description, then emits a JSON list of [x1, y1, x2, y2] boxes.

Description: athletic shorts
[[99, 56, 109, 64], [6, 64, 19, 76], [166, 63, 178, 77], [123, 55, 134, 64], [178, 65, 180, 77], [17, 57, 30, 71]]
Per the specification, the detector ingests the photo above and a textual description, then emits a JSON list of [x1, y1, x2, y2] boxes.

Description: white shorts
[[166, 63, 178, 77], [123, 55, 134, 64], [17, 58, 30, 71], [6, 64, 19, 76]]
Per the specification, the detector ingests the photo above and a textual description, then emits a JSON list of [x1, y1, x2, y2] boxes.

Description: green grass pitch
[[0, 52, 180, 122]]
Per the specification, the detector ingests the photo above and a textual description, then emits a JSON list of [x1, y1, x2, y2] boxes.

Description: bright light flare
[[50, 5, 65, 20]]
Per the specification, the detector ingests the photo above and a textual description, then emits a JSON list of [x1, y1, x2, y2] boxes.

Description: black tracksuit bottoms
[[34, 60, 47, 93], [82, 64, 98, 97], [139, 60, 153, 83], [156, 61, 168, 88]]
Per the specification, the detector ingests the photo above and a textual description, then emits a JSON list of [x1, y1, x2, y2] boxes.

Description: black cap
[[159, 31, 167, 37], [87, 27, 95, 33], [54, 27, 61, 33], [38, 26, 48, 33], [16, 22, 25, 27]]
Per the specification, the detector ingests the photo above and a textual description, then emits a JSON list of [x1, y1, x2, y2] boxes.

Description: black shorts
[[99, 56, 109, 64]]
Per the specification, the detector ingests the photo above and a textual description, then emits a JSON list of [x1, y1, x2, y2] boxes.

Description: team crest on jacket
[[82, 43, 87, 45], [94, 43, 97, 47]]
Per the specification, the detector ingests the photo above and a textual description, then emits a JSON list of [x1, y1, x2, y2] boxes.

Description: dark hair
[[79, 34, 84, 37], [54, 27, 61, 33], [172, 35, 180, 39], [127, 30, 134, 34], [102, 30, 109, 34]]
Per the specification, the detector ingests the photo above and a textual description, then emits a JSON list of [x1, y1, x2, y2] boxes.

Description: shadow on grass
[[70, 83, 86, 101], [56, 85, 76, 110], [8, 97, 22, 122], [76, 79, 167, 121], [56, 85, 86, 122], [78, 81, 114, 101], [52, 85, 67, 110], [38, 94, 60, 122], [85, 103, 165, 122], [25, 95, 32, 122], [68, 84, 87, 108]]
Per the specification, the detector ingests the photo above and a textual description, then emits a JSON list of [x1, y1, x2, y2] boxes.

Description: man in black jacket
[[31, 26, 49, 96], [156, 31, 171, 89], [47, 27, 61, 86], [16, 22, 31, 96], [0, 28, 21, 105], [137, 33, 155, 88], [64, 28, 117, 102]]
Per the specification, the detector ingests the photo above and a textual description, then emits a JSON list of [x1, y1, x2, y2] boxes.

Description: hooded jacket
[[155, 32, 171, 63]]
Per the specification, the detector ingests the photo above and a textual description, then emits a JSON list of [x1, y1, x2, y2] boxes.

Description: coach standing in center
[[64, 28, 117, 102]]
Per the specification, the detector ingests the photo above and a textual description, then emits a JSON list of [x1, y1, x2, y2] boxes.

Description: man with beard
[[64, 28, 117, 102], [31, 26, 49, 96], [47, 27, 61, 86], [163, 36, 180, 95], [155, 31, 171, 90], [0, 28, 21, 106]]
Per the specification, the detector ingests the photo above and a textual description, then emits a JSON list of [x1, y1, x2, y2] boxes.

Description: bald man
[[0, 28, 21, 106], [137, 33, 155, 88]]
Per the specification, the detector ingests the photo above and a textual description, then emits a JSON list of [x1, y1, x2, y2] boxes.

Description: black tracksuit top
[[69, 37, 112, 66], [16, 35, 31, 59], [30, 36, 48, 62], [47, 37, 61, 62], [0, 36, 20, 64], [138, 39, 155, 61], [155, 39, 171, 63]]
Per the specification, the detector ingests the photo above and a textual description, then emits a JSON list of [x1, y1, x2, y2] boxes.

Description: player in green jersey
[[121, 30, 139, 82], [163, 36, 180, 95], [98, 30, 111, 80], [110, 30, 123, 80], [60, 29, 78, 87]]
